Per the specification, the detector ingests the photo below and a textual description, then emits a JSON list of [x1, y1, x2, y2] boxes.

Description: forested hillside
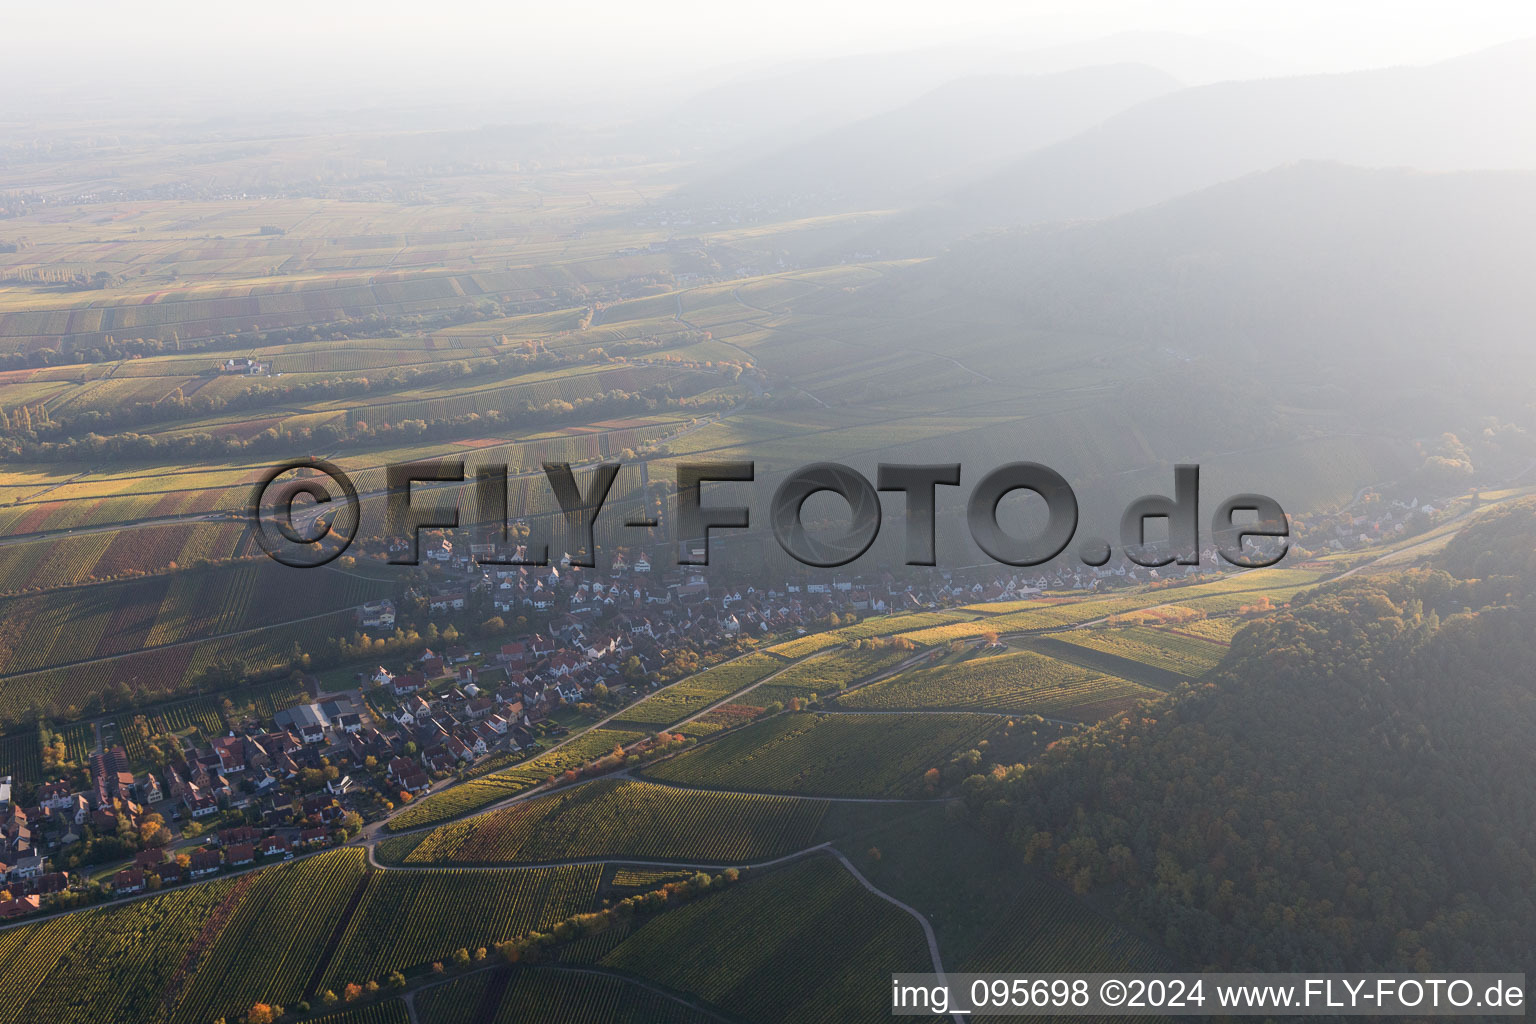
[[962, 500, 1536, 970]]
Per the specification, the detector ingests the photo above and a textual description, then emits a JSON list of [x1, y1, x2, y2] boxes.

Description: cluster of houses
[[218, 355, 271, 375], [391, 532, 1266, 647], [160, 718, 347, 817], [1296, 497, 1437, 552], [1, 774, 67, 919], [108, 822, 337, 896], [369, 654, 529, 785], [0, 703, 382, 920], [2, 745, 167, 918]]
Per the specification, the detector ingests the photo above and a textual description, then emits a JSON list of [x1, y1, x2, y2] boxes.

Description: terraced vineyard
[[416, 967, 726, 1024], [1164, 617, 1242, 644], [608, 652, 783, 728], [840, 648, 1158, 720], [600, 854, 930, 1024], [834, 609, 979, 639], [762, 644, 916, 696], [0, 728, 40, 782], [959, 873, 1172, 975], [0, 877, 239, 1024], [414, 971, 498, 1024], [768, 631, 855, 658], [389, 778, 829, 865], [610, 868, 695, 888], [390, 727, 647, 831], [642, 711, 997, 797], [318, 865, 602, 990], [169, 849, 369, 1024], [117, 678, 311, 762], [308, 1001, 411, 1024], [1050, 626, 1227, 677]]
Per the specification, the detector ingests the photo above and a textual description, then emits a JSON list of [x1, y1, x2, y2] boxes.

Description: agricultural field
[[0, 562, 382, 726], [0, 728, 40, 782], [387, 778, 829, 866], [641, 711, 999, 797], [958, 874, 1172, 976], [115, 677, 309, 764], [385, 773, 531, 832], [762, 643, 917, 696], [318, 865, 602, 991], [761, 607, 976, 657], [767, 631, 854, 658], [414, 972, 498, 1024], [1049, 625, 1228, 677], [834, 609, 979, 638], [0, 877, 239, 1024], [608, 651, 783, 728], [600, 854, 931, 1024], [168, 849, 370, 1024], [304, 1001, 412, 1024], [417, 967, 725, 1024], [389, 727, 647, 831], [679, 702, 763, 736], [609, 867, 696, 889], [840, 647, 1158, 720], [1024, 636, 1188, 693], [1164, 617, 1243, 644], [61, 720, 94, 763]]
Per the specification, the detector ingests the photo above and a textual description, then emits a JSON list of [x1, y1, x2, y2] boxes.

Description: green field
[[318, 865, 602, 990], [386, 778, 829, 866], [608, 652, 784, 728], [0, 876, 239, 1024], [390, 727, 648, 831], [840, 648, 1158, 720], [1050, 625, 1228, 676], [417, 966, 724, 1024], [642, 711, 998, 797], [0, 728, 40, 782], [170, 849, 370, 1024], [761, 644, 916, 696], [600, 854, 930, 1024]]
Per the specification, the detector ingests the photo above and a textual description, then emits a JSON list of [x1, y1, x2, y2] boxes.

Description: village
[[0, 489, 1439, 924]]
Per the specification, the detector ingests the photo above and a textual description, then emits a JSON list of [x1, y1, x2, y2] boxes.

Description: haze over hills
[[639, 32, 1279, 163], [677, 64, 1181, 213], [854, 36, 1536, 251], [871, 162, 1536, 360], [801, 161, 1536, 491]]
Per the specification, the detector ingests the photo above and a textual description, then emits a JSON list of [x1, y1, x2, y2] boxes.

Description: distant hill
[[799, 163, 1536, 492], [846, 162, 1536, 364], [862, 37, 1536, 250], [678, 64, 1180, 213], [635, 32, 1278, 162]]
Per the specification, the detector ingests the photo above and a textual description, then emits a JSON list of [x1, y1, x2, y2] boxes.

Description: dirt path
[[826, 846, 964, 1024], [370, 836, 835, 873]]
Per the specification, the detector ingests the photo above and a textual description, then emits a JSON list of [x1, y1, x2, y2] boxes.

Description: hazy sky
[[6, 0, 1536, 120]]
